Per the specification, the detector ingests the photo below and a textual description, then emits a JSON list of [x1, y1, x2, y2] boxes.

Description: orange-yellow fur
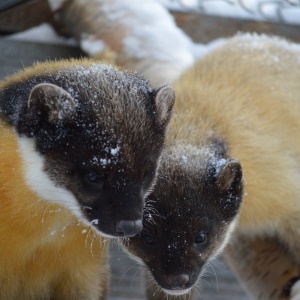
[[0, 121, 108, 299], [0, 60, 111, 299], [169, 34, 300, 260]]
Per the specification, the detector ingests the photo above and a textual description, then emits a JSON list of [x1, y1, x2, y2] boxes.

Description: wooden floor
[[108, 243, 248, 300], [0, 39, 248, 300]]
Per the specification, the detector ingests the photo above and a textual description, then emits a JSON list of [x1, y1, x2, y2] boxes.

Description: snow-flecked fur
[[123, 143, 243, 296], [0, 59, 174, 299]]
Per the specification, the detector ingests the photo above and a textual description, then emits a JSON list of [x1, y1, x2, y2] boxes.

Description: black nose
[[165, 274, 190, 289], [115, 219, 143, 237]]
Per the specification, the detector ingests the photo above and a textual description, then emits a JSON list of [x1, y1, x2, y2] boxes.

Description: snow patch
[[100, 158, 111, 166], [47, 0, 65, 11], [80, 35, 106, 56], [215, 158, 227, 173], [110, 146, 120, 156], [5, 23, 77, 46], [91, 219, 99, 225], [119, 0, 195, 68]]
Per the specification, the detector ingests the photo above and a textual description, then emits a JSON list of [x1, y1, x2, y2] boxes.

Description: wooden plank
[[173, 12, 300, 43], [0, 0, 52, 34], [0, 39, 84, 80]]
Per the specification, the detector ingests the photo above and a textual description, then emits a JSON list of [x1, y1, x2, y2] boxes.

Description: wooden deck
[[108, 243, 248, 300], [0, 39, 248, 299]]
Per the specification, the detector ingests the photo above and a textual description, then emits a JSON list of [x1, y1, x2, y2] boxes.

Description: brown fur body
[[124, 144, 243, 295], [123, 34, 300, 298], [170, 34, 300, 262], [0, 59, 174, 298]]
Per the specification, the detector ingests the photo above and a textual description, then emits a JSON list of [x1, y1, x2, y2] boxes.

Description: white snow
[[171, 143, 229, 171], [119, 0, 193, 62], [181, 155, 188, 163], [215, 158, 227, 173], [110, 146, 120, 156], [4, 23, 77, 46], [80, 0, 228, 85], [100, 158, 110, 165], [47, 0, 65, 11], [80, 35, 106, 56], [91, 219, 99, 225]]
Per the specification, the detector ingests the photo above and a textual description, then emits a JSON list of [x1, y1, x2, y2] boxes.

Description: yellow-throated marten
[[122, 33, 300, 297], [0, 59, 174, 299], [123, 143, 243, 297]]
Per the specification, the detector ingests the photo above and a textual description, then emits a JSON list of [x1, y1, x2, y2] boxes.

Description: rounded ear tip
[[226, 159, 243, 181], [217, 159, 243, 191], [154, 85, 176, 126], [158, 85, 175, 102], [229, 159, 243, 176], [227, 159, 242, 169], [28, 83, 61, 109], [28, 84, 43, 108], [27, 83, 76, 123]]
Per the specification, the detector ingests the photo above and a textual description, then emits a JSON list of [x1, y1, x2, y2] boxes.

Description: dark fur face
[[0, 63, 175, 238], [123, 145, 243, 295]]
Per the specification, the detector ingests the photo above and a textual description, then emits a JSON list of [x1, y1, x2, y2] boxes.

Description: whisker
[[130, 265, 142, 288], [193, 283, 203, 299], [119, 264, 138, 283], [41, 202, 55, 223], [89, 230, 96, 258], [205, 261, 219, 291]]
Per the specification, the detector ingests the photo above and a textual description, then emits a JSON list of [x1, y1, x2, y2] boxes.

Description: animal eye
[[195, 232, 207, 244], [83, 170, 104, 193], [85, 171, 99, 183], [143, 234, 156, 246]]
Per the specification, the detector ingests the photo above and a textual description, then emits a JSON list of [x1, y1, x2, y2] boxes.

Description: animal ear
[[215, 159, 243, 219], [28, 83, 76, 123], [153, 85, 175, 126], [216, 159, 243, 193]]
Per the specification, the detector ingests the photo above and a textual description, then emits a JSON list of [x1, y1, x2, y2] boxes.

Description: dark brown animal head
[[0, 63, 175, 238], [123, 143, 243, 295]]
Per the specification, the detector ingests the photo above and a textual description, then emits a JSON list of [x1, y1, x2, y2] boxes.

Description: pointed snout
[[115, 219, 143, 237], [165, 274, 190, 289]]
